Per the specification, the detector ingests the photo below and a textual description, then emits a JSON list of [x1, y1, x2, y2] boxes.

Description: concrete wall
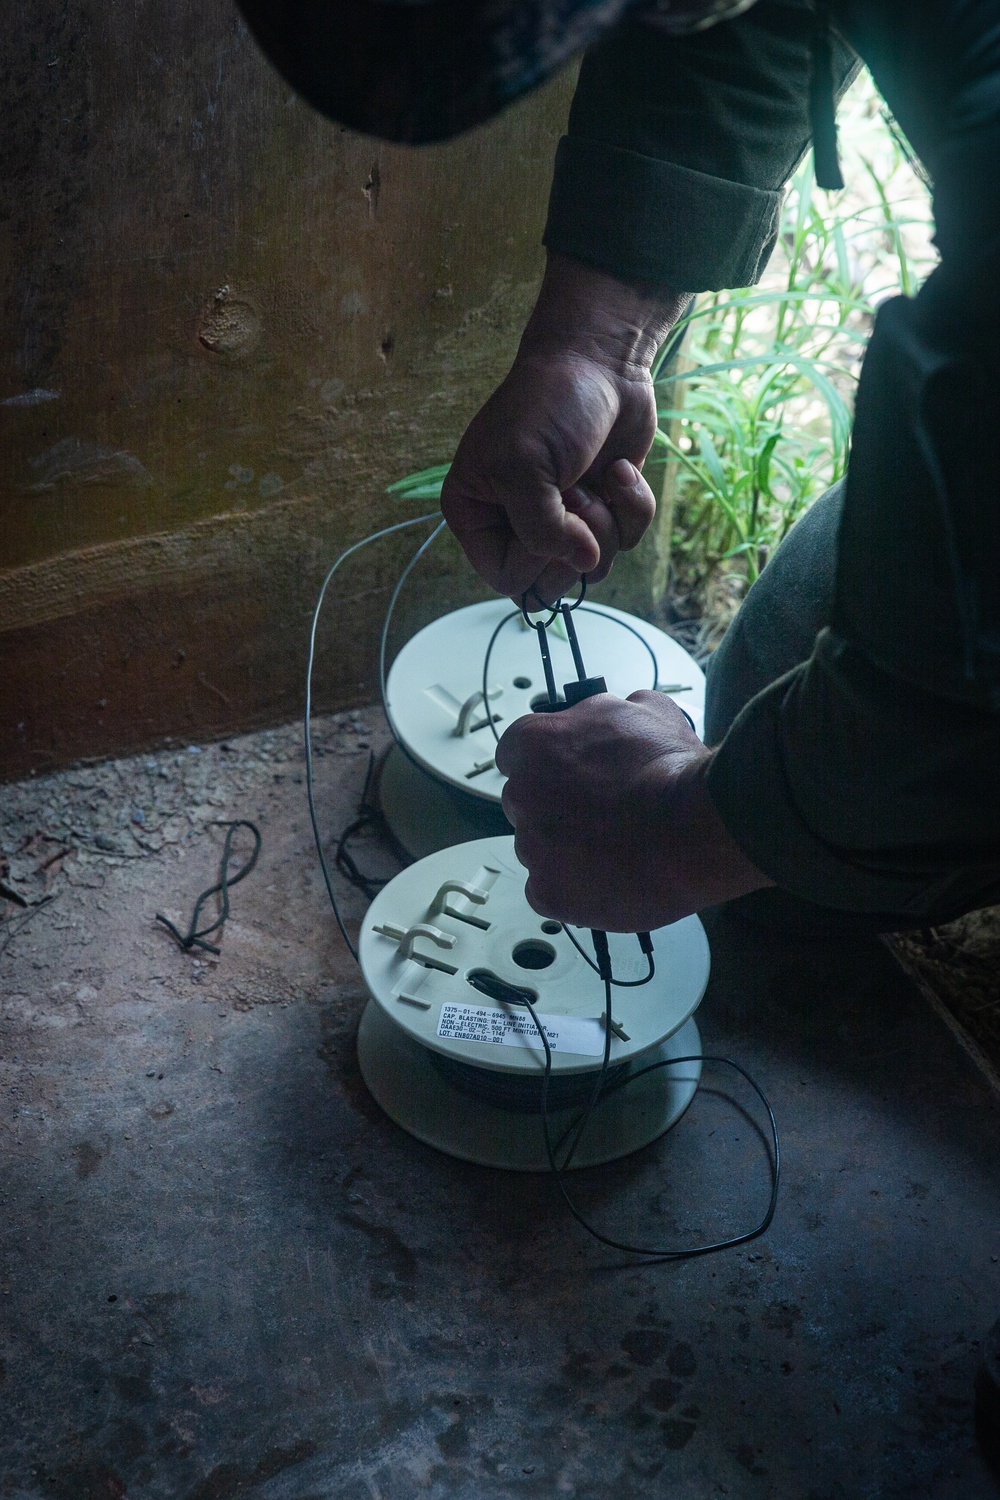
[[0, 2, 667, 782]]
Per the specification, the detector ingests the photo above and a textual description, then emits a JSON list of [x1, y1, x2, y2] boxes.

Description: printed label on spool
[[436, 1002, 604, 1056]]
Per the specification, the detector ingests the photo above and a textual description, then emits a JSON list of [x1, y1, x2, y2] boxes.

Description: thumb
[[506, 483, 602, 574]]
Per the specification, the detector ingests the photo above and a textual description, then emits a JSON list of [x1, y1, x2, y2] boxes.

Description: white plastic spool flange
[[383, 600, 706, 805], [356, 835, 710, 1170]]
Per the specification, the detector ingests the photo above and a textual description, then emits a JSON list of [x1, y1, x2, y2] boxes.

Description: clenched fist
[[496, 690, 772, 932], [441, 254, 689, 603]]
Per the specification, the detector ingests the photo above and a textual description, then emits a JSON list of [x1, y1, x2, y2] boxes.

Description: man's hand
[[441, 255, 688, 602], [495, 691, 773, 932]]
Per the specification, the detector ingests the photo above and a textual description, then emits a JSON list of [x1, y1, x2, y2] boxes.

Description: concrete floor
[[1, 713, 999, 1500]]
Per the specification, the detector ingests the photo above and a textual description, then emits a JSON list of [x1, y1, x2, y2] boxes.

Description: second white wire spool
[[356, 835, 710, 1171], [384, 599, 706, 801], [379, 598, 707, 859]]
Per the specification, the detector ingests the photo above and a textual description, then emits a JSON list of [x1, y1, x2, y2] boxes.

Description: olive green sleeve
[[544, 0, 858, 291]]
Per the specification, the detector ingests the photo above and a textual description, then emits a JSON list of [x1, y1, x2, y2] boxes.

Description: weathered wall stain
[[27, 438, 154, 492], [196, 287, 262, 357]]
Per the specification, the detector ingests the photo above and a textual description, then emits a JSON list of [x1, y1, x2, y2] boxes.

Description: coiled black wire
[[427, 1051, 633, 1114], [481, 604, 662, 745]]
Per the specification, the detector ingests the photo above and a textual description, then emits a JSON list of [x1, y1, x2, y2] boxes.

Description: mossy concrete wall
[[0, 2, 669, 782]]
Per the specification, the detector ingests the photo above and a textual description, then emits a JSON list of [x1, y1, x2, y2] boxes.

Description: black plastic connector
[[563, 675, 608, 706], [466, 968, 537, 1007], [590, 929, 613, 981]]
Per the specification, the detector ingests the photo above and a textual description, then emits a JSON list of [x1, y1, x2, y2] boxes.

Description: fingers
[[436, 489, 512, 594], [495, 713, 540, 784], [500, 483, 622, 602], [522, 493, 619, 601], [472, 463, 649, 600], [503, 484, 599, 573], [560, 485, 620, 586], [441, 476, 601, 598], [440, 352, 657, 598], [499, 723, 558, 834], [599, 459, 656, 553], [513, 824, 584, 924]]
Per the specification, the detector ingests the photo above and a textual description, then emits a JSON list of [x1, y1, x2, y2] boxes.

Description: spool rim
[[384, 599, 706, 804], [358, 836, 711, 1077], [357, 1000, 704, 1171]]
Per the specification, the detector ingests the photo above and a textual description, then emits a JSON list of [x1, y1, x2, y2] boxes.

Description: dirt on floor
[[0, 710, 394, 1012], [888, 912, 1000, 1081], [3, 698, 998, 1089]]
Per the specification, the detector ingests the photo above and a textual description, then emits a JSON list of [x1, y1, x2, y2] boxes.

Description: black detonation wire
[[333, 751, 399, 900], [155, 819, 261, 956], [305, 512, 442, 961], [520, 963, 780, 1259], [480, 601, 666, 746], [511, 585, 780, 1257], [482, 607, 526, 744], [561, 923, 654, 986]]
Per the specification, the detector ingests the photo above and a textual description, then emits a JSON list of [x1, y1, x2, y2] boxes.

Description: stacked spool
[[378, 599, 706, 858], [357, 836, 710, 1170]]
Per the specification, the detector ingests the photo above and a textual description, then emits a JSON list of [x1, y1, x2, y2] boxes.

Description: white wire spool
[[356, 835, 709, 1171], [383, 600, 706, 806]]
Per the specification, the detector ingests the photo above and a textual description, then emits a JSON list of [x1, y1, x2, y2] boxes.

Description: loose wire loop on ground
[[306, 517, 781, 1261], [155, 819, 262, 956]]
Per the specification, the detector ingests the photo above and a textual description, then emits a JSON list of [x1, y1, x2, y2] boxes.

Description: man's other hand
[[441, 254, 688, 602], [495, 690, 773, 932]]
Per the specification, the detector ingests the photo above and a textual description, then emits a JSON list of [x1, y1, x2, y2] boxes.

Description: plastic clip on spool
[[453, 687, 503, 737], [429, 879, 491, 929], [373, 920, 459, 973]]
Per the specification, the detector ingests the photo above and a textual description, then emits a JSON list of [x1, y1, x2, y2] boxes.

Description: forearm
[[518, 253, 689, 374]]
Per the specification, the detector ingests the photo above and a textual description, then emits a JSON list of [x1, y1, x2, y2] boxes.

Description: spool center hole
[[512, 939, 556, 970], [513, 676, 532, 690]]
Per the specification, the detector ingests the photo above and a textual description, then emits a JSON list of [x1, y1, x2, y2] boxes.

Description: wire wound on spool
[[427, 1049, 632, 1115]]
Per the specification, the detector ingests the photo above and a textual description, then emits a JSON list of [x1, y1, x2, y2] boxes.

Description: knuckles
[[523, 873, 568, 922], [495, 711, 570, 777]]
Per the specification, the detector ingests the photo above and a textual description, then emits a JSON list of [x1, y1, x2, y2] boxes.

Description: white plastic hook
[[397, 923, 456, 960], [429, 880, 488, 915], [373, 920, 458, 972], [373, 921, 407, 943], [453, 686, 503, 737]]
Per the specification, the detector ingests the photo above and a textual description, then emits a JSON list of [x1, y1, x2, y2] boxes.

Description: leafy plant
[[657, 78, 935, 606], [386, 463, 450, 503]]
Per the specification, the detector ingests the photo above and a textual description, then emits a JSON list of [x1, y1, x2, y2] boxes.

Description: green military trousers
[[703, 483, 991, 932]]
